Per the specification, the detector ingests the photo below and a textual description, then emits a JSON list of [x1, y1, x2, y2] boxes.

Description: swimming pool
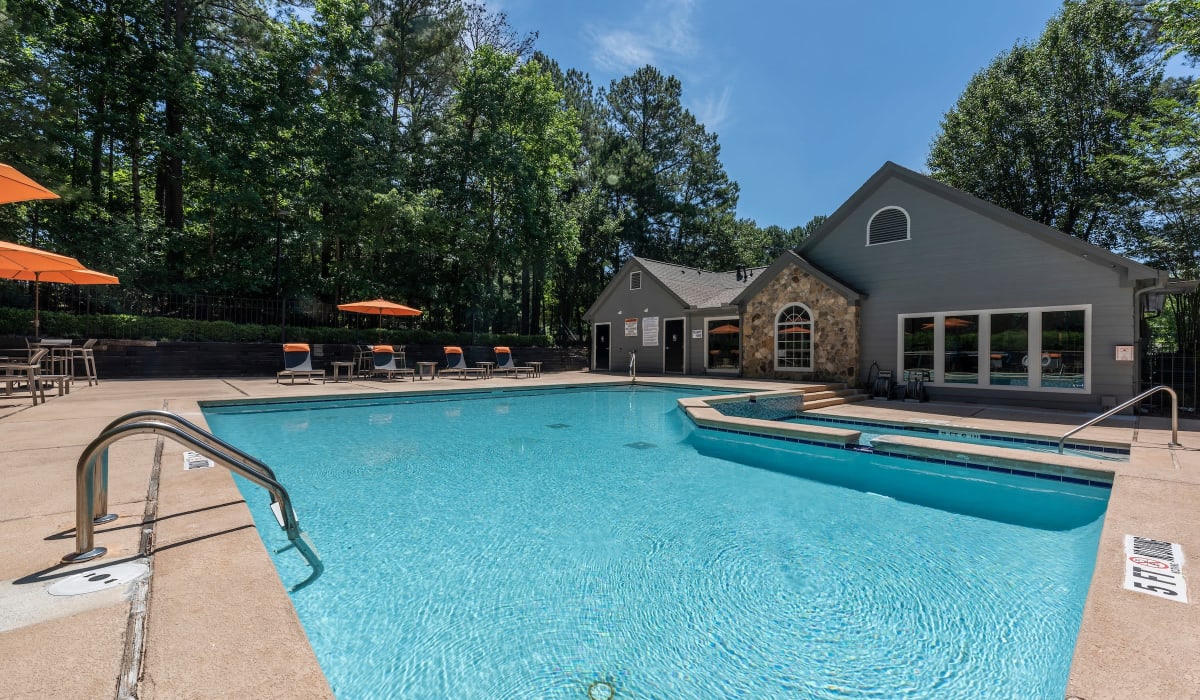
[[203, 386, 1108, 699]]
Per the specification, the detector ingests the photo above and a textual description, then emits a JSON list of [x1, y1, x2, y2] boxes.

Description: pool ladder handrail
[[629, 350, 637, 382], [83, 410, 285, 525], [1058, 385, 1179, 454], [62, 410, 323, 589]]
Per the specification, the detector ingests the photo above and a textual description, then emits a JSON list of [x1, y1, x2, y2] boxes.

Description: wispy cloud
[[692, 84, 733, 132], [590, 0, 698, 72], [587, 0, 734, 134]]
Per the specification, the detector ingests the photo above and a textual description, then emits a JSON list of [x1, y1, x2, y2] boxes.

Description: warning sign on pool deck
[[183, 451, 215, 470], [1123, 535, 1188, 603]]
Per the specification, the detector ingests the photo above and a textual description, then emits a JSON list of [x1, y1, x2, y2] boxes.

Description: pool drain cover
[[624, 441, 656, 450], [48, 562, 149, 597], [587, 681, 615, 700]]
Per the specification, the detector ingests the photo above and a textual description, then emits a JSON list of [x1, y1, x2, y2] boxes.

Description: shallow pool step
[[801, 390, 869, 411]]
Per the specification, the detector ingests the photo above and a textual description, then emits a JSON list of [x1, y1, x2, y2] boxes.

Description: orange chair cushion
[[373, 345, 393, 353], [494, 346, 510, 353], [283, 343, 310, 352], [444, 346, 463, 354]]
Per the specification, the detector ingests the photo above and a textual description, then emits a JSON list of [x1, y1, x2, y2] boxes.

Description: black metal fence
[[0, 284, 421, 340], [1140, 345, 1198, 414], [32, 286, 341, 328]]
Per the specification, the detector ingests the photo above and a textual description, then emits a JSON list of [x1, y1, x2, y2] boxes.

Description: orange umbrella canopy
[[337, 298, 422, 317], [779, 326, 810, 334], [338, 298, 422, 338], [709, 323, 740, 334], [0, 240, 83, 272], [0, 163, 59, 205], [921, 317, 975, 330], [0, 268, 119, 285]]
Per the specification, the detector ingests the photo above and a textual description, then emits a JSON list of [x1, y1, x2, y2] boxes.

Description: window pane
[[776, 305, 811, 369], [1042, 310, 1085, 389], [707, 319, 740, 369], [944, 315, 979, 384], [990, 312, 1028, 386], [903, 317, 934, 374]]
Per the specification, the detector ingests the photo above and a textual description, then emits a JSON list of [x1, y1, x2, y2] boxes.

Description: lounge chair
[[441, 346, 486, 380], [276, 343, 325, 384], [493, 346, 534, 378], [370, 345, 414, 381]]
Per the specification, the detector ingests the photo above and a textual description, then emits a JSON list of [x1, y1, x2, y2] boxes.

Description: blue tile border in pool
[[691, 416, 1113, 489]]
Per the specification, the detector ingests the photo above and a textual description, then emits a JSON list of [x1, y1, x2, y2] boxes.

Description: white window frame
[[895, 304, 1091, 393], [704, 315, 740, 374], [629, 271, 642, 290], [866, 205, 911, 246], [774, 303, 813, 372]]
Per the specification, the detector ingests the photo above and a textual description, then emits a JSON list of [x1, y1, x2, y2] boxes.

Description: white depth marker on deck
[[1124, 535, 1188, 603]]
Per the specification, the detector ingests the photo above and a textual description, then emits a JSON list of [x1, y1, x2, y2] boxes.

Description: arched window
[[776, 304, 812, 371], [867, 206, 910, 246]]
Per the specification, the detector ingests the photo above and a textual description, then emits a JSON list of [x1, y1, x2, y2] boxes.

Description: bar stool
[[70, 339, 99, 386], [354, 344, 374, 377]]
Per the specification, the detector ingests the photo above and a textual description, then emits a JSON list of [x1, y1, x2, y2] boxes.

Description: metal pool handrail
[[62, 416, 323, 590], [85, 409, 282, 523], [1058, 385, 1179, 454]]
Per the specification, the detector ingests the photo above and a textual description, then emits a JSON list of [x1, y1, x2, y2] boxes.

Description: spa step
[[801, 389, 869, 411]]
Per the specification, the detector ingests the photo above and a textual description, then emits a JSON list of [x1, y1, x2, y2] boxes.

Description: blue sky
[[496, 0, 1066, 230]]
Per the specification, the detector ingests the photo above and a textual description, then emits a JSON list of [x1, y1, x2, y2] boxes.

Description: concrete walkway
[[0, 374, 1197, 699]]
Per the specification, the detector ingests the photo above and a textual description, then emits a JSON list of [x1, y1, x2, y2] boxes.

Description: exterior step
[[801, 391, 869, 411]]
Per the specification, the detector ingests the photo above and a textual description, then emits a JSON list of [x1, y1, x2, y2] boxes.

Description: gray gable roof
[[797, 161, 1167, 286], [637, 258, 763, 308], [583, 257, 766, 319], [730, 250, 864, 306]]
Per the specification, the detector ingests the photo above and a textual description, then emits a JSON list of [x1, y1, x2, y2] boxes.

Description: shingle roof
[[636, 258, 766, 309]]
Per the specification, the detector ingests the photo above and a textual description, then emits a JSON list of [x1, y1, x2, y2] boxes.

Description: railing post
[[63, 444, 106, 563], [91, 448, 117, 524]]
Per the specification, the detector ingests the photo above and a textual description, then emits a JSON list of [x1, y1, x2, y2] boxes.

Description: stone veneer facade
[[740, 262, 860, 383]]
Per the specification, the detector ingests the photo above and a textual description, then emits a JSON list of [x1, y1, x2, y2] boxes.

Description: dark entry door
[[664, 319, 684, 373], [595, 323, 610, 371]]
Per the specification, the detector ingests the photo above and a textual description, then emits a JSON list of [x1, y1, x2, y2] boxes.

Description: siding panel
[[806, 179, 1139, 408]]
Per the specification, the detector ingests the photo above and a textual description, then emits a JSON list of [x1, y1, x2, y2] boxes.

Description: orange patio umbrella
[[0, 241, 119, 335], [0, 163, 59, 205], [709, 323, 740, 334], [0, 265, 120, 337], [922, 317, 975, 330], [779, 326, 810, 333], [338, 298, 422, 340]]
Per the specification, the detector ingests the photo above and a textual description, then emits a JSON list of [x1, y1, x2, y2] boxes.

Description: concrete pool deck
[[0, 373, 1196, 698]]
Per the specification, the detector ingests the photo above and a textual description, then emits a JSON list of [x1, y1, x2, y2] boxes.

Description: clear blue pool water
[[203, 386, 1108, 699]]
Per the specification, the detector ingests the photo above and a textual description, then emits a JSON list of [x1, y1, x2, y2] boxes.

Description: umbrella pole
[[33, 277, 40, 337]]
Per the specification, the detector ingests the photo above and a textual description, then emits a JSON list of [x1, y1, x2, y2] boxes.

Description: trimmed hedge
[[0, 307, 552, 347]]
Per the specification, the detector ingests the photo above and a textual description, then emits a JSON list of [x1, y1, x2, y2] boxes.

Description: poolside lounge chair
[[493, 346, 534, 378], [370, 345, 414, 381], [442, 346, 486, 380], [276, 343, 325, 384]]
